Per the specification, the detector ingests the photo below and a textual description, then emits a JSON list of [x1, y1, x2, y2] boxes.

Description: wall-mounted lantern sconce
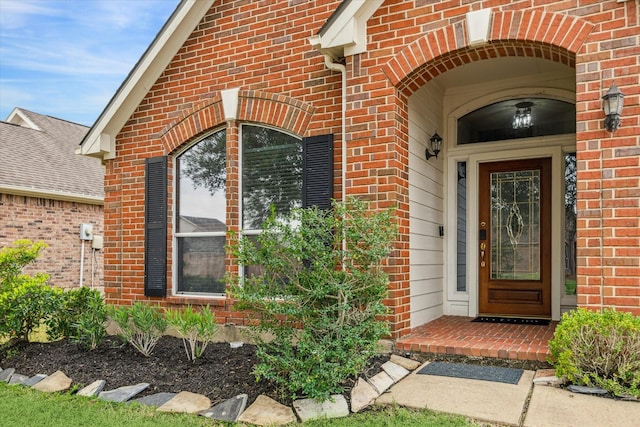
[[425, 131, 443, 160], [602, 83, 624, 132]]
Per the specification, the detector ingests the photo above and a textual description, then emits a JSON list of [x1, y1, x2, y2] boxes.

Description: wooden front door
[[478, 158, 551, 318]]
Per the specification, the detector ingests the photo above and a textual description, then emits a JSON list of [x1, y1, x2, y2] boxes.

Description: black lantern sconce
[[425, 131, 443, 160], [602, 83, 624, 132]]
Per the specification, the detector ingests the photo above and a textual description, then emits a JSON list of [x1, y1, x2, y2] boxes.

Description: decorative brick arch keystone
[[382, 10, 594, 95], [159, 91, 315, 153]]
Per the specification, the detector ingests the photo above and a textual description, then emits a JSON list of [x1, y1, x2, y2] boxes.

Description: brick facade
[[99, 0, 639, 335], [0, 193, 104, 289]]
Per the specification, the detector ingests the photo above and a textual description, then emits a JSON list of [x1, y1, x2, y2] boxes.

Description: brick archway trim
[[237, 90, 315, 136], [160, 90, 315, 154], [159, 95, 225, 154], [382, 10, 594, 94]]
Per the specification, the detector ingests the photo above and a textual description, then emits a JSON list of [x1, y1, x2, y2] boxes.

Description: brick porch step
[[394, 316, 557, 362]]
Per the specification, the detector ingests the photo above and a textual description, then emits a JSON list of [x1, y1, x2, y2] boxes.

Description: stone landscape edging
[[4, 358, 635, 426], [0, 354, 417, 425]]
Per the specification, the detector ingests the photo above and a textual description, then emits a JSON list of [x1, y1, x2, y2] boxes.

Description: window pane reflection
[[564, 153, 577, 295], [177, 130, 226, 230], [176, 129, 227, 294], [242, 125, 302, 230], [177, 236, 226, 294]]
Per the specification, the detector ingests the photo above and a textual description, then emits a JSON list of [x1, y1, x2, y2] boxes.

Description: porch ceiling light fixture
[[512, 102, 533, 130], [425, 131, 443, 160], [602, 83, 625, 132]]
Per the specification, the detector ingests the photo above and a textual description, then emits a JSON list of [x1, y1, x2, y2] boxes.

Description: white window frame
[[172, 127, 227, 298]]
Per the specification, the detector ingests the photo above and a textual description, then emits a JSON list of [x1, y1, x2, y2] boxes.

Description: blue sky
[[0, 0, 180, 126]]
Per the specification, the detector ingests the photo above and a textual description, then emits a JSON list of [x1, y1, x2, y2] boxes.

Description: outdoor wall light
[[425, 131, 443, 160], [602, 83, 625, 132]]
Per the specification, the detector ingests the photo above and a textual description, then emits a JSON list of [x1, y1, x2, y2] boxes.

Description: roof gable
[[78, 0, 385, 162], [6, 108, 41, 130], [0, 108, 104, 203]]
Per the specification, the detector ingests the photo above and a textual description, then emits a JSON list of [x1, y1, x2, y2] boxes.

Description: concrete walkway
[[376, 362, 640, 427]]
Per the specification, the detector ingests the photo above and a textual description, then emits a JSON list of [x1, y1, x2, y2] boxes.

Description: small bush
[[0, 240, 47, 293], [69, 289, 107, 350], [549, 308, 640, 397], [47, 287, 107, 344], [0, 278, 62, 342], [166, 305, 218, 361], [228, 199, 396, 400], [109, 302, 167, 357]]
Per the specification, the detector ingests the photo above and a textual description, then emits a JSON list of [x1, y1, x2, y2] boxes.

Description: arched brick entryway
[[382, 10, 592, 96], [382, 10, 593, 337]]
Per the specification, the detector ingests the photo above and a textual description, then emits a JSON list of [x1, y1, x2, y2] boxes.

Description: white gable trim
[[309, 0, 383, 60], [6, 108, 41, 131], [78, 0, 215, 161]]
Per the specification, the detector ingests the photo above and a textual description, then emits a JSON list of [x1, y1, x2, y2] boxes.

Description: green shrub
[[166, 305, 218, 361], [109, 302, 168, 357], [549, 308, 640, 397], [0, 278, 62, 342], [47, 287, 106, 342], [0, 240, 47, 293], [228, 199, 396, 400], [71, 297, 107, 350]]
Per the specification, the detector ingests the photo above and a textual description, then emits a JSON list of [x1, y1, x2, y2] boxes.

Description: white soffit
[[309, 0, 383, 59], [466, 9, 492, 46], [78, 0, 215, 160]]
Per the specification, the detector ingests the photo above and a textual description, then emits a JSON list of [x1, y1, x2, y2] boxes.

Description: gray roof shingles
[[0, 109, 104, 200]]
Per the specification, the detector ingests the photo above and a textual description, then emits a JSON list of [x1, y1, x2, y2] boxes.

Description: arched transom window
[[457, 98, 575, 145]]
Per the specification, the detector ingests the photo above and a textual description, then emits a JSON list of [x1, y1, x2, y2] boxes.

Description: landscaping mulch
[[1, 336, 551, 408], [0, 336, 389, 407], [2, 337, 278, 406]]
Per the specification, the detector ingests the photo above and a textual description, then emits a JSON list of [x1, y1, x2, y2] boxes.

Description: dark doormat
[[417, 362, 523, 385], [472, 316, 550, 326]]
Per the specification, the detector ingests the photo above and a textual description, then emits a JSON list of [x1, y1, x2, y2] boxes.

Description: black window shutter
[[302, 134, 333, 210], [145, 156, 167, 297]]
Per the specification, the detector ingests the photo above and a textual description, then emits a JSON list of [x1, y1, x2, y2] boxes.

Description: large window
[[241, 125, 303, 279], [242, 125, 302, 230], [175, 129, 227, 294], [167, 125, 329, 295]]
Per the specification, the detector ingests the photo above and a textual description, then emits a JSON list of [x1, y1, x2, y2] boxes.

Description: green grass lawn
[[0, 383, 482, 427]]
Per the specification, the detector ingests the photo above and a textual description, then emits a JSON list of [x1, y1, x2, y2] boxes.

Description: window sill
[[166, 294, 228, 307]]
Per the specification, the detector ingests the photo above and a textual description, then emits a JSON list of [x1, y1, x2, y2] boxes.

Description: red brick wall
[[368, 0, 639, 322], [103, 0, 344, 317], [0, 193, 104, 289], [571, 0, 640, 316], [104, 0, 640, 334]]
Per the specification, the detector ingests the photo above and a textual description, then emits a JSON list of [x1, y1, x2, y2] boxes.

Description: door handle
[[480, 242, 486, 268]]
